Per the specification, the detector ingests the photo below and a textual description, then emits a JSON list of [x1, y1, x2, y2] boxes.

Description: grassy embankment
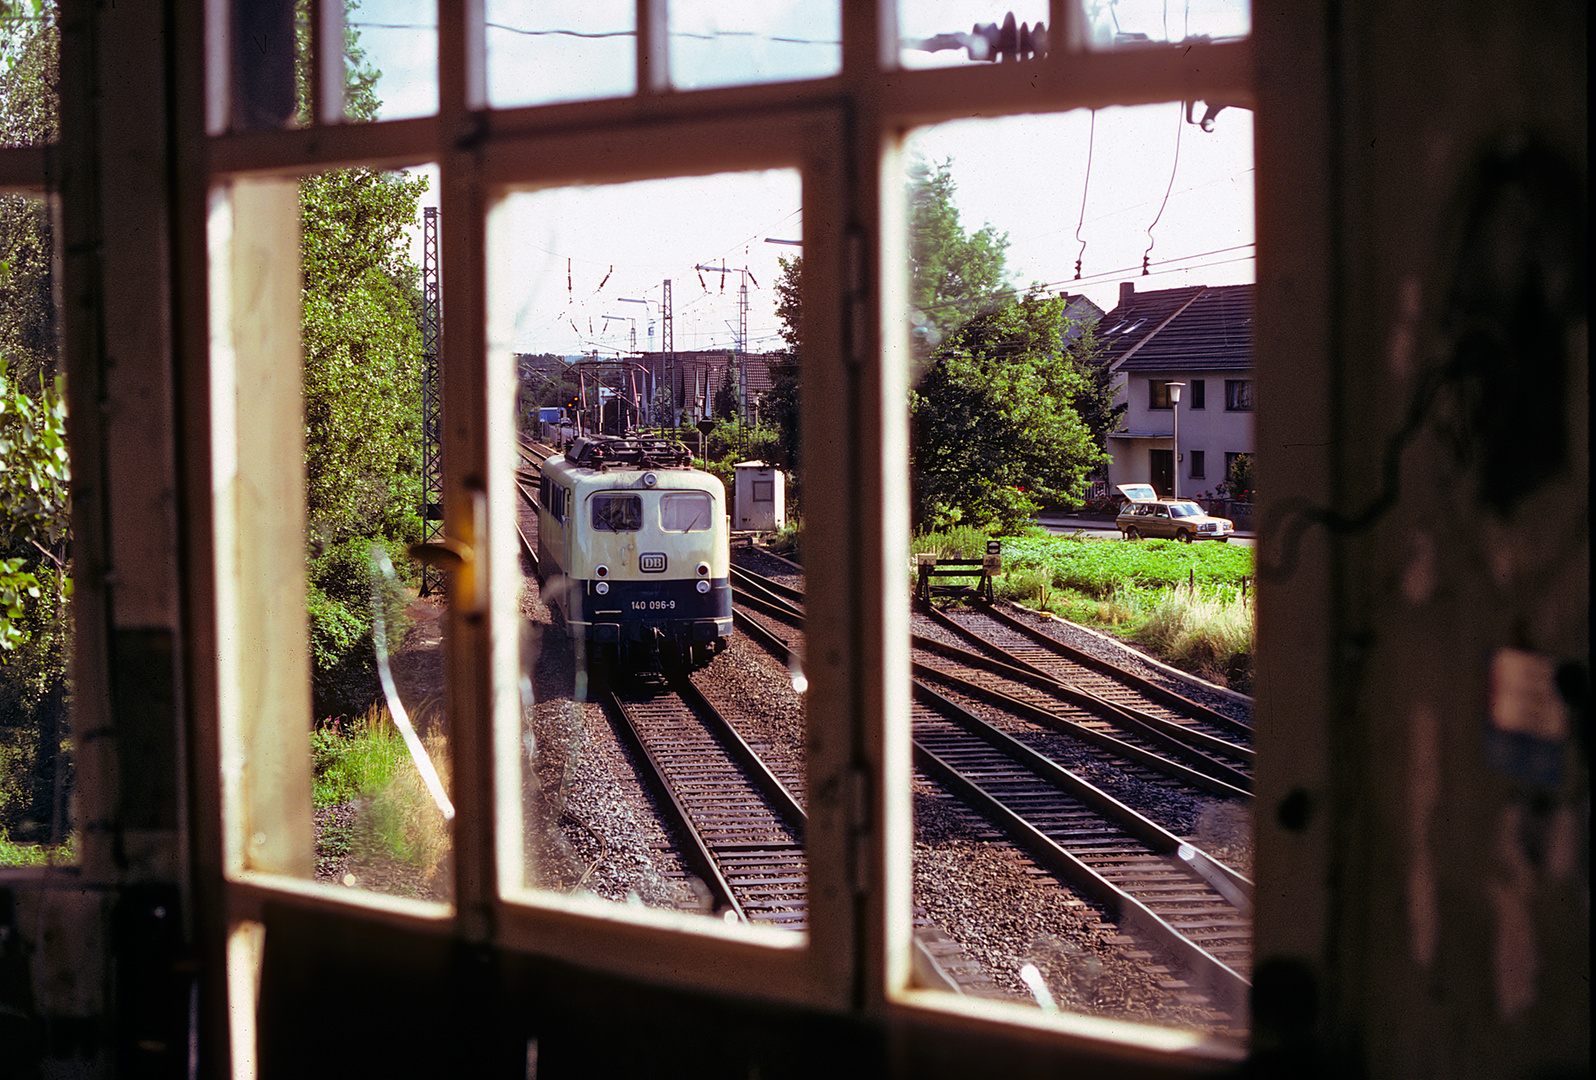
[[914, 526, 1255, 692], [313, 703, 451, 888]]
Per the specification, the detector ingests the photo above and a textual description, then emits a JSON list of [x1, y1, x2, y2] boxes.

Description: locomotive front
[[542, 436, 732, 671]]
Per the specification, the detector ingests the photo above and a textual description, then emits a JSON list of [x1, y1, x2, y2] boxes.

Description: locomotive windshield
[[660, 492, 713, 532], [592, 493, 643, 532]]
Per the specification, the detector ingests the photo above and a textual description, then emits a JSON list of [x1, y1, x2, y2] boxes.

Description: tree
[[713, 360, 740, 422], [761, 254, 802, 479], [0, 373, 70, 841], [0, 2, 69, 842], [910, 292, 1106, 532], [293, 2, 430, 717], [908, 158, 1014, 358], [0, 0, 59, 389]]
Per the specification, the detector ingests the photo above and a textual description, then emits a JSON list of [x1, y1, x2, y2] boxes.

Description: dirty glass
[[492, 170, 808, 937], [901, 109, 1254, 1037]]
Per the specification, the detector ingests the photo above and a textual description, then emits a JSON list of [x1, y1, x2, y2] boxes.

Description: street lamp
[[1167, 382, 1186, 499]]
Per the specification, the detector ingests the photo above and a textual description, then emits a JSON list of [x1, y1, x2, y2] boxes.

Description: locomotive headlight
[[696, 580, 711, 595], [594, 581, 610, 595], [643, 472, 658, 487], [595, 565, 608, 577], [696, 562, 710, 577]]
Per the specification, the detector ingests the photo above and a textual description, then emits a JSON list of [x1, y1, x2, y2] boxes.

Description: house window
[[1225, 379, 1253, 410], [1191, 450, 1206, 479], [1191, 379, 1206, 409], [1149, 379, 1174, 409]]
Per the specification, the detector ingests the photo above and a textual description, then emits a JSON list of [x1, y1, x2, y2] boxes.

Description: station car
[[1115, 482, 1235, 542], [538, 434, 732, 670]]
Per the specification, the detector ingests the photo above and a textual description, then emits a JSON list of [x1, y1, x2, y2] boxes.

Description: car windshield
[[1169, 502, 1204, 517]]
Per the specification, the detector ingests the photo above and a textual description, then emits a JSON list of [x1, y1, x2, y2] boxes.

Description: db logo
[[640, 553, 667, 573]]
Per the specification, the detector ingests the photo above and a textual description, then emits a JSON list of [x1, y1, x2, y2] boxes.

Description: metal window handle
[[410, 488, 488, 614]]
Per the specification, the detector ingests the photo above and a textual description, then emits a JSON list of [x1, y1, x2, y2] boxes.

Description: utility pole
[[696, 263, 756, 451]]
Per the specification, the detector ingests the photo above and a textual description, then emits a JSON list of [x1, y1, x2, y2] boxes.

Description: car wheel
[[1177, 530, 1192, 543], [1125, 527, 1140, 540]]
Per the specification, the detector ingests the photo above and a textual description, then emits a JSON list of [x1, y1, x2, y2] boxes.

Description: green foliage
[[312, 706, 451, 881], [1224, 453, 1254, 502], [911, 292, 1107, 532], [1, 3, 58, 389], [992, 532, 1254, 597], [713, 360, 740, 421], [921, 529, 1256, 690], [292, 12, 429, 716], [908, 158, 1014, 357], [0, 373, 70, 556]]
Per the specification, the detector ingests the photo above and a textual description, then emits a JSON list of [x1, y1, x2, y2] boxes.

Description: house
[[1098, 282, 1253, 501]]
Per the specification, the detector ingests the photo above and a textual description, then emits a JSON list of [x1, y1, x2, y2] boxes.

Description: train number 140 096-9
[[632, 600, 676, 610]]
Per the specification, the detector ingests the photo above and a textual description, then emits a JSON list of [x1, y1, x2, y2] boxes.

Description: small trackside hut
[[537, 434, 733, 671]]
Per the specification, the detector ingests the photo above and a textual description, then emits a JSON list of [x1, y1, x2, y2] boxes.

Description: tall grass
[[0, 830, 74, 868], [914, 527, 1255, 691], [1140, 588, 1254, 686], [313, 703, 451, 884]]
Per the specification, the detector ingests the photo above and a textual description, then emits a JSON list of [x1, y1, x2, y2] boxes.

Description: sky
[[350, 1, 1254, 356]]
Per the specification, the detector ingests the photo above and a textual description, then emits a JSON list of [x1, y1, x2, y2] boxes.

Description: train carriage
[[538, 434, 732, 670]]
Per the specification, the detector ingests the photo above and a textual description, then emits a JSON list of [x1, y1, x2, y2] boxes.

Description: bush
[[306, 539, 414, 720]]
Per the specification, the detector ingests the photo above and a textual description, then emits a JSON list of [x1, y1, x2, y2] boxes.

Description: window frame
[[1225, 378, 1254, 411], [193, 0, 1264, 1062]]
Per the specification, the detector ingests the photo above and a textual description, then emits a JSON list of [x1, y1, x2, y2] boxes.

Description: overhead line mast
[[419, 206, 443, 598]]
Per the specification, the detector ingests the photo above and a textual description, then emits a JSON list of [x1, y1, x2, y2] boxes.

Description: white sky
[[352, 2, 1254, 356]]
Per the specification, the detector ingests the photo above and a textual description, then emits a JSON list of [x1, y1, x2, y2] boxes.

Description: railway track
[[729, 564, 1253, 1013], [927, 601, 1253, 744], [600, 675, 809, 928]]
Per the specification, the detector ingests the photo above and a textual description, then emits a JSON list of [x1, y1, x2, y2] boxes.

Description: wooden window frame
[[7, 0, 1339, 1072]]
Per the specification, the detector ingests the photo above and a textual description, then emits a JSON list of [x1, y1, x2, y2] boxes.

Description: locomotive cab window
[[591, 493, 643, 532], [660, 492, 714, 532]]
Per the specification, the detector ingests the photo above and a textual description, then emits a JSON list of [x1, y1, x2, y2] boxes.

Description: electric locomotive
[[537, 434, 732, 670]]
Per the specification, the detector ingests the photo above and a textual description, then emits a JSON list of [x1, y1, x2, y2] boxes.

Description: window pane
[[1084, 0, 1250, 49], [300, 165, 452, 901], [1, 194, 73, 867], [903, 112, 1253, 1036], [897, 0, 1048, 70], [661, 492, 713, 532], [669, 0, 840, 90], [347, 0, 438, 121], [0, 2, 57, 148], [486, 0, 635, 109], [495, 172, 807, 936], [592, 493, 644, 532]]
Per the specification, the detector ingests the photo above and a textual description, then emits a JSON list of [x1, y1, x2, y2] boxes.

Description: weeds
[[0, 830, 74, 868], [313, 703, 451, 885]]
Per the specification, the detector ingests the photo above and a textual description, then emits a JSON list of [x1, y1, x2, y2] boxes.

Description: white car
[[1115, 483, 1234, 542]]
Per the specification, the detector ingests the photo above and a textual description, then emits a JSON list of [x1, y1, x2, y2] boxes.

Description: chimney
[[1119, 281, 1135, 305]]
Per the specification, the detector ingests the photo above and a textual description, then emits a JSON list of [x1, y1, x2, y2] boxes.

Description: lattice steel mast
[[419, 207, 443, 597]]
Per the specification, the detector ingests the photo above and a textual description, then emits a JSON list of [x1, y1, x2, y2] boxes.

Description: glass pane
[[1084, 0, 1250, 49], [301, 165, 452, 901], [901, 111, 1253, 1036], [493, 172, 807, 935], [347, 0, 439, 121], [897, 1, 1048, 70], [0, 194, 73, 867], [669, 1, 840, 90], [486, 0, 635, 109], [0, 0, 57, 147]]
